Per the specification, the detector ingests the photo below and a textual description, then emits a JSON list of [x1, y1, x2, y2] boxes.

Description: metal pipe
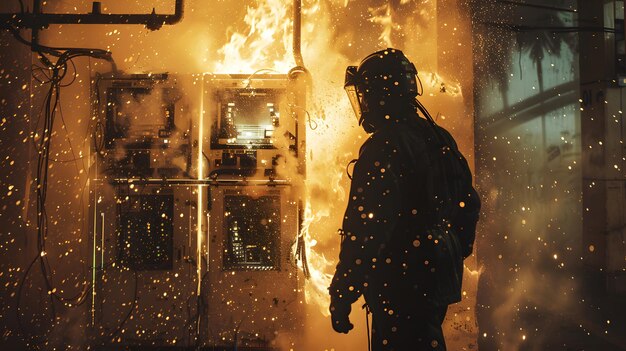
[[293, 0, 304, 67], [100, 212, 105, 269], [2, 0, 184, 31], [31, 0, 41, 50], [91, 189, 98, 326], [105, 178, 293, 186]]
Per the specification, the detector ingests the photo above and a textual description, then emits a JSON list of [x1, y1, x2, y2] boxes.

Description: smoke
[[116, 89, 167, 133]]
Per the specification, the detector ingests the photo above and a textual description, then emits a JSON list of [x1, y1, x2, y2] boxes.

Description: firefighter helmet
[[344, 48, 419, 131]]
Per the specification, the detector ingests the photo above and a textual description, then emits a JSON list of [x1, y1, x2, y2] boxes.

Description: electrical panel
[[203, 74, 301, 180], [92, 184, 198, 346], [204, 186, 302, 349], [95, 74, 192, 179], [91, 74, 198, 348], [90, 72, 306, 349], [201, 73, 306, 349]]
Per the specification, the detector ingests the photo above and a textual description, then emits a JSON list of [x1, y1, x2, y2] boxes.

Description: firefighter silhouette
[[329, 48, 481, 350]]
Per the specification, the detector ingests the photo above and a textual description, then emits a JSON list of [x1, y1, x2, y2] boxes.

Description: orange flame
[[213, 0, 472, 324], [368, 3, 396, 47], [214, 0, 295, 73], [298, 202, 335, 316]]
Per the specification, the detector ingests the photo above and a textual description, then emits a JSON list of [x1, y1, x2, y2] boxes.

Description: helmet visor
[[344, 66, 362, 123]]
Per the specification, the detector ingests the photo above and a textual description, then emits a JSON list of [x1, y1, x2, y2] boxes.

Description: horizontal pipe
[[1, 0, 183, 29], [100, 178, 293, 186], [3, 13, 182, 25]]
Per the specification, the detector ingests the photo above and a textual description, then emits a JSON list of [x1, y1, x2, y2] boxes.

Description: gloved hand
[[329, 300, 354, 334]]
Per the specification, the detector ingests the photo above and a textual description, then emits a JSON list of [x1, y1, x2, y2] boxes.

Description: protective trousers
[[370, 304, 448, 351]]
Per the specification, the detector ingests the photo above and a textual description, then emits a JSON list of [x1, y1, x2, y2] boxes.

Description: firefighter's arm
[[329, 133, 401, 307]]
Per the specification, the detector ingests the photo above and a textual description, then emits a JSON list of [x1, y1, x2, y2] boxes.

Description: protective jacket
[[329, 114, 480, 312]]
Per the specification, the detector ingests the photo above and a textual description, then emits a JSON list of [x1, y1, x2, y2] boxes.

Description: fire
[[368, 3, 396, 47], [214, 0, 295, 73], [5, 0, 481, 349], [298, 202, 335, 316], [211, 0, 473, 330]]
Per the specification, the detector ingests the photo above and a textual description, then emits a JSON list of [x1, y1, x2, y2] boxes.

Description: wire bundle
[[2, 23, 115, 339]]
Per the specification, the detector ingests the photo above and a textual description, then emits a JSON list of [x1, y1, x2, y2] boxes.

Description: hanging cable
[[346, 159, 357, 180], [363, 303, 372, 351], [295, 203, 310, 279], [6, 24, 117, 340]]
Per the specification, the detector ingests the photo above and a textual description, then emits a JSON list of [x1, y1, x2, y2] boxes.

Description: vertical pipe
[[197, 79, 204, 288], [91, 192, 97, 325], [90, 105, 98, 326], [196, 76, 205, 335], [175, 0, 184, 21], [206, 212, 210, 271], [31, 0, 41, 47], [100, 212, 105, 269], [293, 0, 304, 67]]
